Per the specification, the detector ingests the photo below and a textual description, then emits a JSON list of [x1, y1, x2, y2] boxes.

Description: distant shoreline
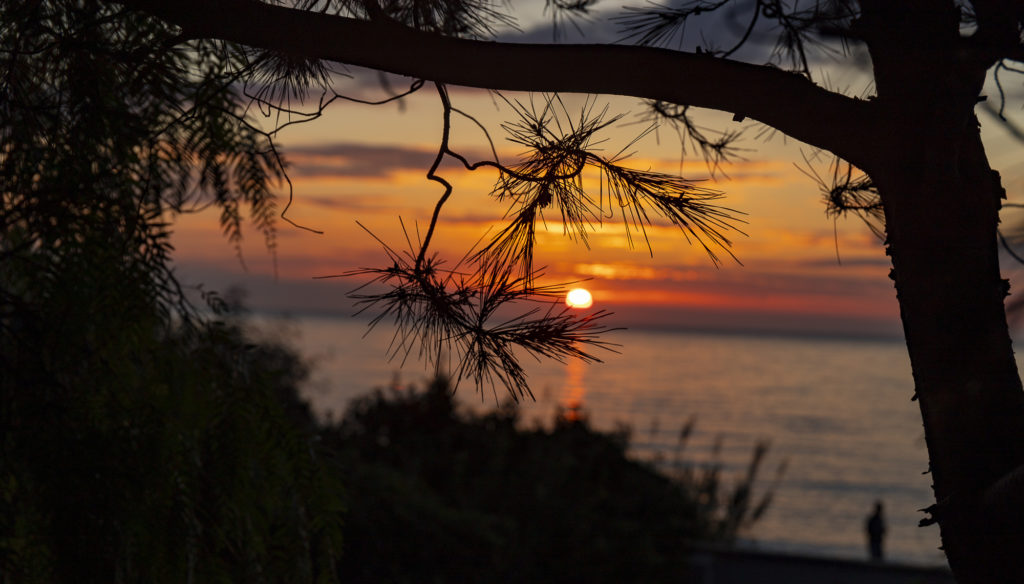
[[243, 308, 909, 344]]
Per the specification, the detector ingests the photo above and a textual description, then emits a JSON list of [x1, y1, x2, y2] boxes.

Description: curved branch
[[113, 0, 875, 167]]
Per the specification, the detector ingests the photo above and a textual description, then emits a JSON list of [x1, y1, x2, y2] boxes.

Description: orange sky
[[171, 64, 1024, 338]]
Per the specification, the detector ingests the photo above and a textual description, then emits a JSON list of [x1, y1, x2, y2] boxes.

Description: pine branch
[[113, 0, 875, 168], [476, 94, 747, 276], [334, 226, 616, 401]]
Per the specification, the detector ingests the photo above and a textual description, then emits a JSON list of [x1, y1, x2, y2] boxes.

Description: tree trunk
[[877, 114, 1024, 582], [857, 4, 1024, 579]]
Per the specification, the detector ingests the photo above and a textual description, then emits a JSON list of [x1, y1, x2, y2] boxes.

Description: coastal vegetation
[[329, 373, 775, 583], [2, 303, 774, 582]]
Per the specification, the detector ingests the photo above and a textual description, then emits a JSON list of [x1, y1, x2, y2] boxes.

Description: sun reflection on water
[[561, 354, 587, 422]]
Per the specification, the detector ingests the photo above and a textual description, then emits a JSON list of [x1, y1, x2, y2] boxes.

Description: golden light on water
[[565, 288, 593, 309]]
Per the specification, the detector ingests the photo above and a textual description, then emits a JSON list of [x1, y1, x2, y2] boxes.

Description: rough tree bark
[[858, 3, 1024, 581], [873, 126, 1024, 582], [113, 1, 1024, 580]]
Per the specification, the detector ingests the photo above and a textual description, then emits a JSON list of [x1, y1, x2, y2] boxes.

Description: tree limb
[[111, 0, 875, 167], [971, 0, 1024, 60]]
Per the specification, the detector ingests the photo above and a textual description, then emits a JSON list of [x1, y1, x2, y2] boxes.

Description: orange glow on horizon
[[168, 90, 911, 336]]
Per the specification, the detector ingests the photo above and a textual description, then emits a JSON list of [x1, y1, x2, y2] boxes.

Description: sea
[[246, 313, 954, 567]]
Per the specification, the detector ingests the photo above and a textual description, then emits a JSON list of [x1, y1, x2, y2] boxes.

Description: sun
[[565, 288, 593, 309]]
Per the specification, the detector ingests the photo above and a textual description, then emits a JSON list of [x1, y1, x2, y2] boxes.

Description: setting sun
[[565, 288, 593, 309]]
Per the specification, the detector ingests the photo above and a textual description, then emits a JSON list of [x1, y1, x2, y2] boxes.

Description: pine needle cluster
[[798, 155, 883, 239], [480, 95, 745, 280], [345, 230, 615, 402], [615, 0, 858, 75], [339, 88, 745, 400]]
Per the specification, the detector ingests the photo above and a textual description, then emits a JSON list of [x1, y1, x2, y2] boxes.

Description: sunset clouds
[[167, 85, 1014, 338]]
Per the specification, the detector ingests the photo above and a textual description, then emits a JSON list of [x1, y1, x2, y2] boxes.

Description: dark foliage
[[0, 2, 342, 581], [327, 375, 773, 583], [0, 310, 345, 582]]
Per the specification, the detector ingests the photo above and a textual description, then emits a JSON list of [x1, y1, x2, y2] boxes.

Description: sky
[[170, 3, 1024, 339]]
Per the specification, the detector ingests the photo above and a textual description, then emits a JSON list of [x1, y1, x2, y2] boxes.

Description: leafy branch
[[544, 0, 601, 40], [330, 85, 745, 399], [636, 100, 747, 173], [615, 0, 859, 76], [338, 224, 616, 401], [797, 152, 884, 240], [476, 94, 747, 280]]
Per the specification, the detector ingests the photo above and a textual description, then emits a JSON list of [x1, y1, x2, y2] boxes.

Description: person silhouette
[[866, 500, 886, 561]]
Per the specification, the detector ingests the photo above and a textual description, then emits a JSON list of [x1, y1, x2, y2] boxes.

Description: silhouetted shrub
[[327, 376, 774, 583], [1, 316, 343, 583]]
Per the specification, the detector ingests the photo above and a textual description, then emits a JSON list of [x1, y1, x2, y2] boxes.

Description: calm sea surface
[[248, 314, 961, 567]]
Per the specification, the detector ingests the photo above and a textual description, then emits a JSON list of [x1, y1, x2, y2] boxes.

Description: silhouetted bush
[[2, 311, 774, 584], [326, 376, 773, 583], [1, 314, 344, 583], [1, 2, 344, 579]]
